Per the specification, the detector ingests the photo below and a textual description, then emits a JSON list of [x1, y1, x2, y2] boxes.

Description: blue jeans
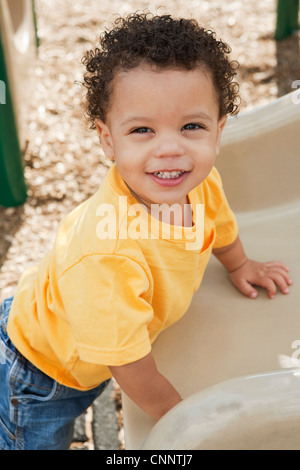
[[0, 297, 109, 450]]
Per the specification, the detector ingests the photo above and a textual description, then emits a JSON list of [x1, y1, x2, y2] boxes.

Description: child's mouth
[[153, 170, 185, 179], [148, 170, 189, 187]]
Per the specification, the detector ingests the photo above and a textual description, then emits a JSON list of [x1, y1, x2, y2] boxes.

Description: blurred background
[[0, 0, 299, 449]]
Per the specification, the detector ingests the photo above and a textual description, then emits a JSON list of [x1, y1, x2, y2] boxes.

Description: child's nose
[[153, 133, 185, 159]]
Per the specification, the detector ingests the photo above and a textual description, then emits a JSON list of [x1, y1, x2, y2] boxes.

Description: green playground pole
[[0, 28, 27, 207], [275, 0, 299, 40], [32, 0, 40, 49]]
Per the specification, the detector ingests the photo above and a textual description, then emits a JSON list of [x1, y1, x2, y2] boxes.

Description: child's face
[[96, 65, 226, 209]]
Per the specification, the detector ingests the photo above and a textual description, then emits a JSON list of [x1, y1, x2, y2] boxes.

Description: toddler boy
[[0, 13, 292, 450]]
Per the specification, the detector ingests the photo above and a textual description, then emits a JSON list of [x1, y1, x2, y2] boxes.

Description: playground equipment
[[275, 0, 299, 40], [0, 0, 37, 207], [142, 369, 300, 450], [122, 89, 300, 449]]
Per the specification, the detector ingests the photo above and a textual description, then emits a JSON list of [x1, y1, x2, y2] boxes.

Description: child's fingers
[[245, 275, 280, 299], [267, 273, 288, 297], [261, 267, 292, 298], [229, 260, 292, 300], [266, 265, 293, 291], [265, 261, 290, 272], [258, 277, 278, 299], [271, 270, 293, 294], [234, 279, 258, 299]]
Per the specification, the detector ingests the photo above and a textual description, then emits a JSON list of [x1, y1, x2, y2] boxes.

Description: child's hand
[[213, 237, 293, 300], [228, 259, 293, 299]]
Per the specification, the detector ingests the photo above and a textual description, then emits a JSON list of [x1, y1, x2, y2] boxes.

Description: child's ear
[[215, 115, 227, 155], [95, 119, 115, 160]]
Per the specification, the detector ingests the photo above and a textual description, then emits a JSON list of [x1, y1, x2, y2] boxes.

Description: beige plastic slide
[[122, 89, 300, 450], [0, 0, 36, 150]]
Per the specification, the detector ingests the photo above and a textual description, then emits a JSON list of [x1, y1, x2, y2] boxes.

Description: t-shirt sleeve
[[210, 167, 239, 249], [57, 254, 153, 366]]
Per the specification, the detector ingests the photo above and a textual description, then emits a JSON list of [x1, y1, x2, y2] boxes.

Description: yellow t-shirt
[[7, 165, 238, 390]]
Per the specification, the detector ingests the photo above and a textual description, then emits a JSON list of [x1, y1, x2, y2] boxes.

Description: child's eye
[[131, 127, 152, 134], [182, 123, 204, 131]]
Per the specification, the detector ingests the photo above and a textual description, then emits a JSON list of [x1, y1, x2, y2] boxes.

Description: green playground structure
[[275, 0, 299, 40], [0, 0, 38, 207]]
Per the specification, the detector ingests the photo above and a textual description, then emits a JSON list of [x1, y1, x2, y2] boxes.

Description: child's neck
[[156, 201, 193, 227], [127, 186, 193, 227]]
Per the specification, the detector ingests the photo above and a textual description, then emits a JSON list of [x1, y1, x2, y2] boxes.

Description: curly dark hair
[[82, 12, 240, 128]]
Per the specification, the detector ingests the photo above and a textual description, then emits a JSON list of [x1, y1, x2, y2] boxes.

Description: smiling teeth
[[153, 170, 184, 179]]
